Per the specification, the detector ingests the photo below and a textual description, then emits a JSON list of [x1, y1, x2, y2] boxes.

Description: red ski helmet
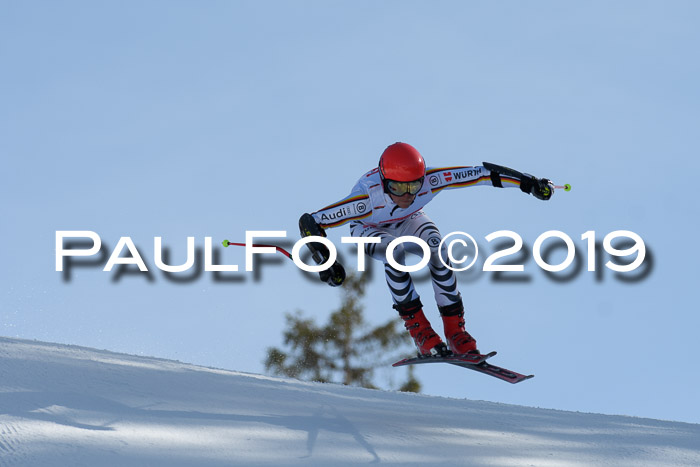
[[378, 142, 426, 182]]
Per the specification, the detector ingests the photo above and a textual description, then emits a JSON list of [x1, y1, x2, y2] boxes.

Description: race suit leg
[[349, 211, 461, 308], [349, 221, 419, 305]]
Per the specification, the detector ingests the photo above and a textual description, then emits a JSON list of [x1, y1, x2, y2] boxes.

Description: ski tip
[[501, 373, 535, 384]]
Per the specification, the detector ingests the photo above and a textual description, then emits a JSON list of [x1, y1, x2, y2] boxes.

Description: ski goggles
[[383, 177, 424, 196]]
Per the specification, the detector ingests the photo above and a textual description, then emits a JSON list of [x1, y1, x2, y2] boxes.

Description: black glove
[[519, 175, 553, 201], [320, 261, 346, 287], [299, 213, 346, 287]]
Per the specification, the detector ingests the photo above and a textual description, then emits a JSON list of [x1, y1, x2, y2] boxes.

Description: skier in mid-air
[[299, 142, 553, 357]]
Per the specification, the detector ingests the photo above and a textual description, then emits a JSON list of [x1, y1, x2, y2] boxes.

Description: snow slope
[[1, 337, 698, 466]]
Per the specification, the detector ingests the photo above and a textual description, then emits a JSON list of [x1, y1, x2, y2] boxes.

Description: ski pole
[[221, 239, 294, 260], [553, 184, 572, 191]]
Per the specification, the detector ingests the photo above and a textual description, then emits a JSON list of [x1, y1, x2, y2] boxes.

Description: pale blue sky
[[2, 2, 699, 423]]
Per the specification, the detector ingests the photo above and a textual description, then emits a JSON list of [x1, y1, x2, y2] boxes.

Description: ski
[[448, 360, 534, 384], [392, 351, 497, 368], [393, 351, 534, 384]]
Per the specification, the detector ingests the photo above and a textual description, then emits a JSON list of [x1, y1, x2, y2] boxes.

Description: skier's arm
[[425, 166, 516, 193], [426, 165, 553, 200], [298, 213, 346, 287], [310, 192, 372, 229], [297, 187, 371, 287], [482, 162, 554, 200]]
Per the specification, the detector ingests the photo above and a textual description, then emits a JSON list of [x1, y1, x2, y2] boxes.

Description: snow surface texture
[[1, 337, 699, 467]]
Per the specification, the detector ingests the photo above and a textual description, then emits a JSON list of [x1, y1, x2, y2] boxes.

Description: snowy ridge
[[0, 337, 698, 466]]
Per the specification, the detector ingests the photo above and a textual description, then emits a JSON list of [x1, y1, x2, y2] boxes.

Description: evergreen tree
[[265, 272, 421, 392]]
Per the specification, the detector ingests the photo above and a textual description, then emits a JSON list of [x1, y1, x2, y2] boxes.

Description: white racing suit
[[311, 165, 521, 307]]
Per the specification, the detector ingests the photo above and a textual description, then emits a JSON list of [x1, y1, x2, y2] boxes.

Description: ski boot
[[394, 298, 450, 357], [440, 300, 478, 355]]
